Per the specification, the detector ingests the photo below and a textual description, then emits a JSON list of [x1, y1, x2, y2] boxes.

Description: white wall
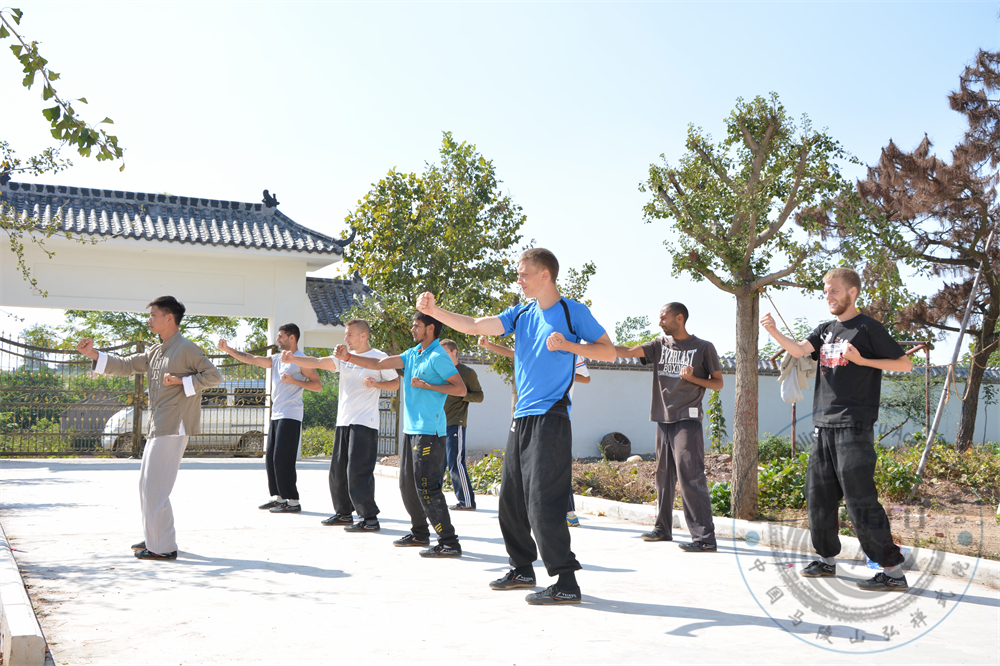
[[458, 360, 999, 457]]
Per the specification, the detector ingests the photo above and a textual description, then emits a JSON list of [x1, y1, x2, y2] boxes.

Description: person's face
[[824, 278, 856, 316], [275, 330, 293, 351], [445, 347, 459, 366], [411, 318, 431, 344], [147, 306, 173, 336], [516, 260, 547, 299], [658, 307, 683, 336], [344, 324, 365, 351]]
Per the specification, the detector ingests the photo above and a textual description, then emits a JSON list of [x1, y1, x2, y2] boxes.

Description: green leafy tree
[[614, 315, 659, 346], [641, 93, 905, 519], [706, 389, 728, 450], [0, 8, 125, 296], [62, 310, 268, 351], [344, 132, 526, 354]]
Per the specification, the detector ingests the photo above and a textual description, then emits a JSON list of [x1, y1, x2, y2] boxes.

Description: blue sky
[[2, 1, 997, 354]]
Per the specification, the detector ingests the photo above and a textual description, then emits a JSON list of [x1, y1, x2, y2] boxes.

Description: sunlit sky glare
[[2, 1, 997, 355]]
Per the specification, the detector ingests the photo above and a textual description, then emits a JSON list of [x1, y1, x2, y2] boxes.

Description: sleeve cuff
[[182, 375, 196, 397], [94, 351, 108, 374]]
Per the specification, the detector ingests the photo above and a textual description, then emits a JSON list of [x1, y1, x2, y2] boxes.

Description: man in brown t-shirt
[[616, 302, 722, 551]]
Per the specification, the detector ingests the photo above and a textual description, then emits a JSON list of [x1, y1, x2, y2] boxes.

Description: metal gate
[[378, 389, 400, 456], [0, 334, 273, 457]]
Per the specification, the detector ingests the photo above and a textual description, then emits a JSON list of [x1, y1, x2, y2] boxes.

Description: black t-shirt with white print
[[806, 314, 905, 426]]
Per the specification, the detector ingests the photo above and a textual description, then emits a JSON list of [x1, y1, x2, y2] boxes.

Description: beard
[[827, 297, 850, 315]]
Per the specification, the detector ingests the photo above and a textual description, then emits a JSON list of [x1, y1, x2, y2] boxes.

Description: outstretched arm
[[614, 344, 646, 358], [217, 339, 273, 368], [279, 350, 338, 372], [417, 292, 505, 336], [760, 313, 815, 358], [478, 336, 514, 359], [546, 332, 617, 362], [331, 344, 405, 371]]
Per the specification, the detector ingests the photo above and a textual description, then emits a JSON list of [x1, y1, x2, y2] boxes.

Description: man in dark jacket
[[439, 339, 484, 510]]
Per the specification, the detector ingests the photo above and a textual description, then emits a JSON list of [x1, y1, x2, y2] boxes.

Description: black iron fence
[[0, 335, 273, 457]]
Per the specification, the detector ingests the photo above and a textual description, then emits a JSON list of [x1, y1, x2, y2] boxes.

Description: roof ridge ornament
[[334, 226, 356, 247], [262, 189, 280, 209]]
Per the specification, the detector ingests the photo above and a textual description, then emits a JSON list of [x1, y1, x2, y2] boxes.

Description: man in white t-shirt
[[283, 319, 399, 532], [218, 323, 322, 513]]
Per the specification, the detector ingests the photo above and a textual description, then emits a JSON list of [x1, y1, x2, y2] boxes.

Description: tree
[[343, 132, 526, 354], [858, 50, 999, 451], [614, 315, 658, 346], [61, 310, 269, 351], [641, 93, 900, 519], [1, 8, 125, 295]]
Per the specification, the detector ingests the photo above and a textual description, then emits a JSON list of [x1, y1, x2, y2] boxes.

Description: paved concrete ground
[[1, 458, 997, 665]]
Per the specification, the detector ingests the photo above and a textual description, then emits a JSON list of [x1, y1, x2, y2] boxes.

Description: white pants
[[139, 434, 189, 554]]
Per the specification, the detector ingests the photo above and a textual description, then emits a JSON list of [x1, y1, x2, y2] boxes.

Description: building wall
[[456, 360, 999, 457]]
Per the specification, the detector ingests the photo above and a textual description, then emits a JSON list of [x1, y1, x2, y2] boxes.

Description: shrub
[[757, 452, 808, 510], [758, 433, 795, 464], [874, 447, 918, 500], [710, 481, 732, 517], [577, 459, 656, 504], [301, 426, 336, 457], [469, 451, 504, 495]]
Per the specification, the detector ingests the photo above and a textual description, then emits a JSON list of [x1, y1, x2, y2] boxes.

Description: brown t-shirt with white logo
[[640, 335, 722, 424]]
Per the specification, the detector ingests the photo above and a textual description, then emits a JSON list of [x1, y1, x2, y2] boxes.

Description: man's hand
[[217, 339, 231, 352], [411, 377, 431, 389], [75, 338, 98, 360], [477, 335, 489, 348], [416, 292, 436, 314], [333, 345, 350, 361], [546, 332, 566, 351], [363, 377, 377, 389], [842, 342, 864, 366], [760, 313, 778, 335], [280, 350, 295, 364], [280, 372, 295, 384], [163, 373, 183, 386], [679, 365, 695, 382]]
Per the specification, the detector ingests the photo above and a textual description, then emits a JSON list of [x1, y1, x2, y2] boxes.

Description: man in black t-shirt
[[761, 268, 913, 592]]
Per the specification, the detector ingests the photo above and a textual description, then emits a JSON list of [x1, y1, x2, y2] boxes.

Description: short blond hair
[[345, 319, 370, 336], [520, 248, 559, 282], [823, 268, 861, 295], [439, 338, 458, 353]]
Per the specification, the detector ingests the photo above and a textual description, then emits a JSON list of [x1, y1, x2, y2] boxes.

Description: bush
[[710, 481, 731, 517], [577, 459, 656, 504], [301, 426, 336, 457], [874, 447, 918, 500], [302, 370, 339, 430], [469, 450, 504, 495], [757, 452, 808, 511], [758, 433, 795, 464]]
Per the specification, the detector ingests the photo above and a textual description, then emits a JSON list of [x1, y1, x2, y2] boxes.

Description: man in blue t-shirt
[[335, 312, 467, 558], [416, 248, 615, 605]]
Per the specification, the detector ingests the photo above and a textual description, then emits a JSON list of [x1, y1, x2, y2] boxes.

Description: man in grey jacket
[[76, 296, 223, 561]]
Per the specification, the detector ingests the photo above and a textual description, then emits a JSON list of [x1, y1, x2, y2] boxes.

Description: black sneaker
[[134, 549, 177, 560], [525, 584, 581, 605], [489, 570, 537, 590], [269, 502, 301, 513], [678, 541, 717, 552], [131, 540, 145, 551], [641, 528, 671, 542], [344, 520, 380, 533], [321, 514, 354, 526], [419, 543, 462, 558], [449, 503, 476, 511], [393, 534, 430, 547], [857, 572, 909, 591], [258, 500, 283, 510], [800, 560, 836, 578]]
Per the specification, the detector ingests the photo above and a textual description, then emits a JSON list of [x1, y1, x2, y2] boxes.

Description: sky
[[1, 1, 997, 355]]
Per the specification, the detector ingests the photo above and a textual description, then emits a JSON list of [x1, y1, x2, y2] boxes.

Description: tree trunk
[[731, 287, 760, 520], [955, 331, 999, 451]]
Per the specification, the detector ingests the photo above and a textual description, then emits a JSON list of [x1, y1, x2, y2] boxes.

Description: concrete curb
[[0, 522, 48, 666], [375, 463, 999, 590]]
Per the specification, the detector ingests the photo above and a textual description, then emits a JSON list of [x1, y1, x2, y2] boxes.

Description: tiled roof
[[0, 181, 352, 255], [306, 273, 374, 326]]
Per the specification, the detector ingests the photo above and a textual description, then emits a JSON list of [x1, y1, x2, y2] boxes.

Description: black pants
[[265, 419, 302, 501], [399, 434, 458, 547], [807, 425, 904, 567], [330, 424, 379, 519], [654, 421, 716, 545], [499, 414, 581, 577]]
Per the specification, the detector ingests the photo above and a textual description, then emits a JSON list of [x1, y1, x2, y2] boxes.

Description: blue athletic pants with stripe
[[443, 425, 476, 508]]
